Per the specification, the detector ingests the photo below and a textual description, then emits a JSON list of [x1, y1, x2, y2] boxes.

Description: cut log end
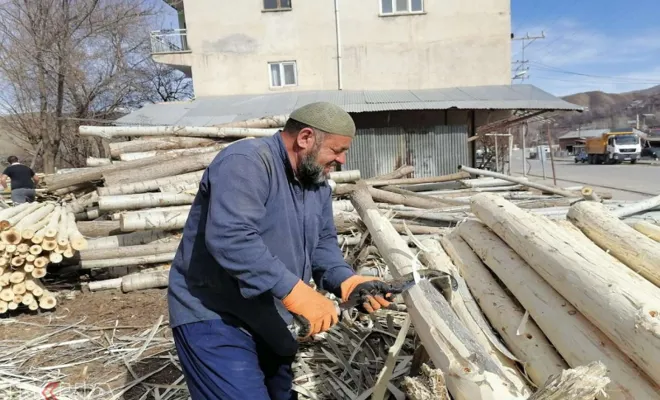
[[1, 230, 21, 245], [38, 295, 57, 310], [31, 268, 47, 279]]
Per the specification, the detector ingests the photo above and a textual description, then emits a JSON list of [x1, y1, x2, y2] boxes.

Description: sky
[[511, 0, 660, 96]]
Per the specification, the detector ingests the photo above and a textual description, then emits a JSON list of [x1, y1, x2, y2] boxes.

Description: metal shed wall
[[344, 126, 468, 178]]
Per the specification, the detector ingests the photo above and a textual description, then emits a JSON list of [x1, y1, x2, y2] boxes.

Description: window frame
[[268, 61, 298, 88], [262, 0, 292, 12], [379, 0, 425, 16]]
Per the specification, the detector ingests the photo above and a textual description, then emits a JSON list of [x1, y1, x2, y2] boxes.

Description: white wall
[[163, 0, 511, 97]]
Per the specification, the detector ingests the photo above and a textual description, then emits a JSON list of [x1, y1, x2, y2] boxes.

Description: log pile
[[0, 201, 85, 312]]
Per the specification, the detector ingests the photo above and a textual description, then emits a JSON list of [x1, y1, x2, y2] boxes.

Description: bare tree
[[0, 0, 192, 172]]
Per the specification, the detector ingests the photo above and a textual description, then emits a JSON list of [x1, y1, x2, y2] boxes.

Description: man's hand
[[282, 280, 339, 338], [340, 275, 393, 313]]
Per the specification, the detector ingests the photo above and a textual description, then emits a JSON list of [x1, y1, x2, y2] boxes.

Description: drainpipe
[[334, 0, 343, 90]]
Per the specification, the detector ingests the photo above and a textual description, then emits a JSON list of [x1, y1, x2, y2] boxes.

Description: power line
[[531, 62, 660, 84]]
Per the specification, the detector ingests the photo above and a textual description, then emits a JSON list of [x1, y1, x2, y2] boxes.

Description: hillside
[[555, 85, 660, 131]]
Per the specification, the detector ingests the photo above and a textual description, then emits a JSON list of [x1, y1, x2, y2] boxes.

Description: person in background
[[0, 156, 38, 204]]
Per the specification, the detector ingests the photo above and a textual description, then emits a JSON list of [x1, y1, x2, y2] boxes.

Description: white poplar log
[[159, 181, 198, 193], [79, 125, 274, 139], [79, 241, 179, 261], [14, 203, 55, 233], [328, 170, 360, 183], [66, 211, 87, 251], [567, 201, 660, 287], [88, 278, 123, 292], [85, 231, 169, 250], [349, 182, 531, 400], [111, 206, 192, 221], [365, 171, 470, 187], [79, 252, 176, 269], [76, 220, 121, 237], [417, 238, 533, 391], [217, 114, 287, 129], [117, 145, 221, 163], [65, 191, 99, 214], [44, 206, 63, 239], [21, 211, 54, 240], [612, 194, 660, 218], [86, 157, 112, 167], [371, 165, 415, 180], [6, 202, 44, 227], [440, 231, 568, 388], [460, 177, 524, 188], [580, 187, 601, 202], [98, 171, 204, 196], [632, 221, 660, 242], [528, 362, 610, 400], [122, 270, 169, 292], [109, 137, 220, 158], [457, 219, 660, 399], [120, 212, 189, 232], [102, 149, 221, 186], [98, 193, 196, 211], [458, 165, 578, 197], [0, 202, 33, 230], [470, 192, 660, 387]]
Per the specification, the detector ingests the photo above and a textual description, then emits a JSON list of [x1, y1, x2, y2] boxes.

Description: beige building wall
[[157, 0, 511, 97]]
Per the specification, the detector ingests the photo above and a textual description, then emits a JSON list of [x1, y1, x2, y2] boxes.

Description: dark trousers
[[173, 319, 298, 400]]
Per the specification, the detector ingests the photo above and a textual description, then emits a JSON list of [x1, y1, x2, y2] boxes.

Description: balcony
[[150, 29, 192, 76], [150, 29, 189, 54]]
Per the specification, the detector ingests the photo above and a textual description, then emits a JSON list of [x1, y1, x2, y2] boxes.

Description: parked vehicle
[[574, 149, 588, 163], [585, 131, 641, 164]]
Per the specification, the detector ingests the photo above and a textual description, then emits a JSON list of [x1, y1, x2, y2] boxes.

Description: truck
[[585, 130, 641, 164]]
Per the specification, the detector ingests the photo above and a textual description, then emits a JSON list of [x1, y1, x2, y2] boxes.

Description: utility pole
[[511, 32, 546, 82], [546, 121, 557, 186]]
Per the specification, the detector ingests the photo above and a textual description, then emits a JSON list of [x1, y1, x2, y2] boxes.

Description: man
[[168, 102, 394, 399], [0, 156, 38, 204]]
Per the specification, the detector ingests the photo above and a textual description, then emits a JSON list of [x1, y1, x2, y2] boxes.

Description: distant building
[[118, 0, 583, 177], [558, 128, 646, 154]]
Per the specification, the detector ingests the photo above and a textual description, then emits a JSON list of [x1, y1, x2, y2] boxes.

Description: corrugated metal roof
[[115, 84, 584, 126], [558, 129, 609, 140]]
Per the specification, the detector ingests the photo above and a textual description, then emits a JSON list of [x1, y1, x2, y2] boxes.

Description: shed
[[114, 84, 582, 178]]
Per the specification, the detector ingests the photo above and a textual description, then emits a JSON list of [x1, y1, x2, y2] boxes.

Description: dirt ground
[[0, 288, 183, 400]]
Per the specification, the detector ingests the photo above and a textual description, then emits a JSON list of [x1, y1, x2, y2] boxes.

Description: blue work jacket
[[167, 131, 355, 356]]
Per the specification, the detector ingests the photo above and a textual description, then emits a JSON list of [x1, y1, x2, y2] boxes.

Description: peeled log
[[612, 194, 660, 218], [122, 270, 169, 292], [458, 165, 578, 197], [217, 114, 288, 129], [79, 252, 176, 269], [440, 231, 568, 388], [120, 212, 189, 232], [79, 125, 274, 139], [103, 149, 220, 185], [633, 221, 660, 242], [0, 202, 33, 230], [79, 241, 179, 261], [98, 171, 204, 196], [460, 177, 524, 188], [470, 192, 660, 388], [327, 170, 361, 183], [118, 145, 223, 161], [349, 182, 530, 400], [567, 201, 660, 287], [86, 230, 171, 250], [366, 171, 470, 187], [528, 362, 610, 400], [457, 219, 660, 399], [370, 165, 415, 180], [98, 193, 196, 211], [109, 137, 219, 158], [76, 221, 122, 237], [86, 157, 112, 167]]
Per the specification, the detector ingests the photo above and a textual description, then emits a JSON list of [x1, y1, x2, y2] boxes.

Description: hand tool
[[287, 269, 456, 339]]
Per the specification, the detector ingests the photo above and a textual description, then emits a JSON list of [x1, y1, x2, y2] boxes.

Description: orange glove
[[340, 275, 393, 313], [282, 280, 339, 338]]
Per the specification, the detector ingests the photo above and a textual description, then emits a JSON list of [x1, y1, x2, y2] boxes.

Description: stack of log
[[0, 201, 84, 312], [348, 180, 660, 399]]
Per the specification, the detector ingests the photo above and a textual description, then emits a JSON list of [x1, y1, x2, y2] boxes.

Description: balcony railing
[[150, 29, 190, 54]]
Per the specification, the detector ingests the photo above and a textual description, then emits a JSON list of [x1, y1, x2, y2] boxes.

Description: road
[[508, 151, 660, 200]]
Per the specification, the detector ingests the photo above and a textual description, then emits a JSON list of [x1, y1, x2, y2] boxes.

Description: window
[[269, 61, 297, 88], [380, 0, 423, 15], [263, 0, 291, 11]]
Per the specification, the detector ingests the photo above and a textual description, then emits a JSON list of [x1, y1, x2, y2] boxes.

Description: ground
[[0, 288, 180, 400], [510, 151, 660, 200]]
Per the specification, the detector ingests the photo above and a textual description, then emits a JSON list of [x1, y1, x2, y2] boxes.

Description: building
[[557, 129, 609, 154], [119, 0, 583, 178], [152, 0, 513, 97]]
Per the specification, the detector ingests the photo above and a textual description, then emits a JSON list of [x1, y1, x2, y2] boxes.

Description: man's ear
[[295, 127, 316, 150]]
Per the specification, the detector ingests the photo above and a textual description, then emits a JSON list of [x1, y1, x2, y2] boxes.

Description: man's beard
[[297, 148, 333, 187]]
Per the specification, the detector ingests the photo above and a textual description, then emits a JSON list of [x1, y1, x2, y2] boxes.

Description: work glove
[[340, 275, 393, 313], [282, 280, 339, 338]]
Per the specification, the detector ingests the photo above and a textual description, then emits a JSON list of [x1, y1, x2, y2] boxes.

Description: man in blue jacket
[[168, 102, 393, 399]]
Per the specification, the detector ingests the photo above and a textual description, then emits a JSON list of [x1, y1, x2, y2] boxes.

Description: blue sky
[[512, 0, 660, 96]]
